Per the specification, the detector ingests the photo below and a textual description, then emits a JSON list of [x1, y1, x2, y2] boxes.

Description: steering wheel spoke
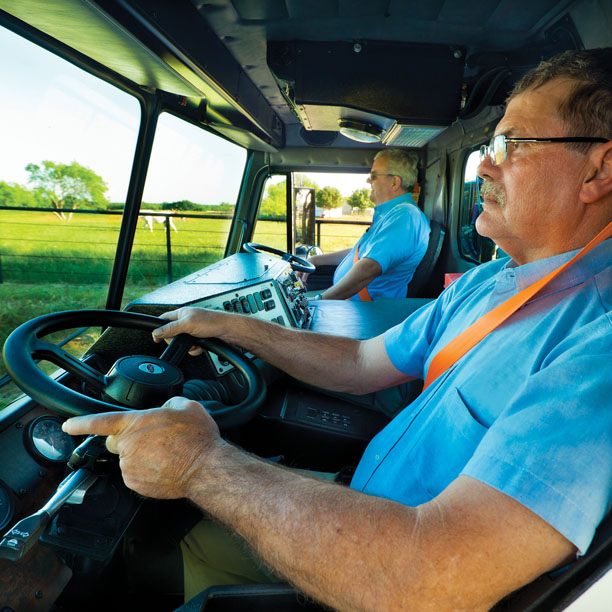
[[159, 334, 195, 366], [32, 340, 107, 392]]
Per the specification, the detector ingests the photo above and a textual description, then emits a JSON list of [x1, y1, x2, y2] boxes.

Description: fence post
[[316, 220, 321, 247], [165, 217, 172, 284]]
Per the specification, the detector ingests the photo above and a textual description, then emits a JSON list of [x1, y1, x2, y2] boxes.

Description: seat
[[174, 583, 327, 611], [405, 219, 445, 298]]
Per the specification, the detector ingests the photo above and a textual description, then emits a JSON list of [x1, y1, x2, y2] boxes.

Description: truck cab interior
[[0, 1, 611, 611]]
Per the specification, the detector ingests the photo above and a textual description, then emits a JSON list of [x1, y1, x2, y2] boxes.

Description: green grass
[[0, 282, 149, 410], [0, 209, 369, 410], [1, 209, 368, 285]]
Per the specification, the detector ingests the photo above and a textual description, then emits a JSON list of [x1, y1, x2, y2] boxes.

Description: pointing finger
[[62, 411, 134, 437]]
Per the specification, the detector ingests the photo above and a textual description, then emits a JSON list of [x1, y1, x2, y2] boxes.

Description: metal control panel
[[128, 253, 313, 374], [190, 260, 311, 329]]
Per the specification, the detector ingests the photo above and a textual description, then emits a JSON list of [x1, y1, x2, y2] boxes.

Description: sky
[[0, 24, 367, 205]]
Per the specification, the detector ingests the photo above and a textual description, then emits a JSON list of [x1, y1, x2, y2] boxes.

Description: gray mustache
[[480, 181, 506, 205]]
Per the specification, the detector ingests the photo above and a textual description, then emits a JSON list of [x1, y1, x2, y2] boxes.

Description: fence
[[0, 206, 370, 286]]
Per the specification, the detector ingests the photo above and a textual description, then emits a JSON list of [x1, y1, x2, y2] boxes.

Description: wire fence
[[0, 206, 370, 287]]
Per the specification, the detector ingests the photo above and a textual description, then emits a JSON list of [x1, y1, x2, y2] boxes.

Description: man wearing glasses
[[301, 148, 431, 301], [65, 49, 612, 611]]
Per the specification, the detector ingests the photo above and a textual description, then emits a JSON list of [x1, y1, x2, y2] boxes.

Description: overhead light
[[338, 119, 383, 143]]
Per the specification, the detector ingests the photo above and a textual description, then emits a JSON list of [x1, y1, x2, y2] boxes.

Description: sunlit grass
[[0, 283, 147, 410], [0, 209, 370, 410]]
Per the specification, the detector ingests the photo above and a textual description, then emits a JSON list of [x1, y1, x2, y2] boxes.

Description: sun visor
[[268, 40, 465, 146]]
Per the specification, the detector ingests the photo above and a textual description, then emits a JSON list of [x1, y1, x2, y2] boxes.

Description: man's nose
[[477, 156, 495, 181]]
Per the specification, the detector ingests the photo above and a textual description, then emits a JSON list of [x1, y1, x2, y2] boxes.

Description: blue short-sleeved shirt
[[351, 239, 612, 554], [333, 194, 430, 300]]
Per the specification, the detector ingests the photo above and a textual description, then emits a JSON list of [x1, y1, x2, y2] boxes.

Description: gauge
[[0, 480, 15, 531], [25, 416, 75, 464]]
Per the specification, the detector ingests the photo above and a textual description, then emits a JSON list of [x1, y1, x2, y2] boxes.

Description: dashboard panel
[[128, 253, 311, 329]]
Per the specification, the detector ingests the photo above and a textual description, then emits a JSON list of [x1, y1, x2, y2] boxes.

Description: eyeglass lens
[[479, 135, 506, 166]]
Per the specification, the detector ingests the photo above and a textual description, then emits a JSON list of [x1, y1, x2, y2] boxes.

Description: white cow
[[141, 210, 178, 232]]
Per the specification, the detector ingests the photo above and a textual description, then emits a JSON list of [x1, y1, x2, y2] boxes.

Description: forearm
[[322, 256, 381, 300], [188, 446, 574, 612], [309, 248, 351, 267], [217, 313, 373, 393], [188, 442, 420, 612]]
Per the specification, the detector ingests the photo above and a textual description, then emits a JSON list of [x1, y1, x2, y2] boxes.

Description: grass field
[[0, 208, 368, 409]]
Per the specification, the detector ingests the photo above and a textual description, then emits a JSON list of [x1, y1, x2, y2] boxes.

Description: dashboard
[[129, 253, 312, 329]]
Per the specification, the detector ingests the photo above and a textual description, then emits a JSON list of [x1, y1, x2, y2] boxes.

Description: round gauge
[[26, 416, 75, 464], [0, 481, 15, 531]]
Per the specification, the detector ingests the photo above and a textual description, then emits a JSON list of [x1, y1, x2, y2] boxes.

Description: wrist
[[184, 438, 234, 500]]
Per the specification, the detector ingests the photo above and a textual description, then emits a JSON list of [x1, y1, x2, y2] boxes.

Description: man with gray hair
[[65, 48, 612, 611], [303, 148, 430, 300]]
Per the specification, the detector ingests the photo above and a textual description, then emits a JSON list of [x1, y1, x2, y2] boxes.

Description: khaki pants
[[180, 519, 282, 602]]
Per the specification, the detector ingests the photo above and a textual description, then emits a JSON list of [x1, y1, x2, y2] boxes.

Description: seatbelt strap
[[423, 220, 612, 390], [352, 246, 372, 302]]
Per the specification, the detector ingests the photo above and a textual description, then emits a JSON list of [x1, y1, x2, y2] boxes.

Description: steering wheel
[[2, 310, 266, 429], [242, 242, 316, 273]]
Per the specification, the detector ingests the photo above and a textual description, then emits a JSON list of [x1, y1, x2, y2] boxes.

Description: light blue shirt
[[351, 239, 612, 554], [333, 194, 430, 300]]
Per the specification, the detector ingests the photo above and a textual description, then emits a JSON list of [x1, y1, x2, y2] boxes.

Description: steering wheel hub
[[103, 355, 184, 408]]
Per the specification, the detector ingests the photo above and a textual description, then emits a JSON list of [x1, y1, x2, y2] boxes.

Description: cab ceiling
[[0, 0, 593, 151], [193, 0, 584, 133]]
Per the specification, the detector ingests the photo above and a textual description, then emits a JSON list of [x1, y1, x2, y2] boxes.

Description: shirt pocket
[[408, 387, 489, 499]]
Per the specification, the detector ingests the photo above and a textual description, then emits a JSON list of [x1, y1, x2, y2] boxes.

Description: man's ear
[[392, 174, 404, 192], [581, 142, 612, 203]]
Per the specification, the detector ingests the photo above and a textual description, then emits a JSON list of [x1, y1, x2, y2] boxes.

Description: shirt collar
[[372, 193, 415, 223]]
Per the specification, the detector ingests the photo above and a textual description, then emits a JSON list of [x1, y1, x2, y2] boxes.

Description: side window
[[125, 113, 247, 296], [297, 172, 372, 254], [252, 175, 288, 251], [252, 171, 371, 254], [0, 25, 140, 409], [459, 150, 496, 262]]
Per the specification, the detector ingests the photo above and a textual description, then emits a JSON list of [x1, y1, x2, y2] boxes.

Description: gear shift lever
[[0, 435, 111, 561]]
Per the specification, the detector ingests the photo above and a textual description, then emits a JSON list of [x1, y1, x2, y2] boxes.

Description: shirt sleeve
[[360, 206, 428, 273], [383, 298, 440, 378], [462, 324, 612, 554]]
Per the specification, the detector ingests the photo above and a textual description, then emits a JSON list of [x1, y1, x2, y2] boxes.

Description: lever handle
[[68, 434, 114, 473], [0, 511, 50, 561], [0, 468, 97, 561]]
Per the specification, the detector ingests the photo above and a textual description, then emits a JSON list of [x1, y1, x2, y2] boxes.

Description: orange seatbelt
[[352, 246, 372, 301], [423, 220, 612, 390]]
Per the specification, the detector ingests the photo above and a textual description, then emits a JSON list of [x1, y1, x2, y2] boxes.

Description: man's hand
[[152, 307, 231, 355], [62, 397, 221, 499]]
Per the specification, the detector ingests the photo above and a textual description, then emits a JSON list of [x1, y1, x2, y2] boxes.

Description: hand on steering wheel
[[2, 310, 266, 429]]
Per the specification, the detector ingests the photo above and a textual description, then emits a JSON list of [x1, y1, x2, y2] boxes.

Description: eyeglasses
[[368, 172, 396, 181], [479, 134, 609, 166]]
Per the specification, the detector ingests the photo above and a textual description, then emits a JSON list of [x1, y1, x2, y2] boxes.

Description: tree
[[25, 160, 109, 220], [162, 200, 200, 211], [347, 187, 371, 213], [260, 181, 287, 219], [316, 186, 343, 210], [0, 181, 42, 207], [293, 174, 319, 190]]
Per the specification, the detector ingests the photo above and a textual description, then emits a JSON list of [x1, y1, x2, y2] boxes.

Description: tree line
[[0, 161, 371, 221], [0, 160, 235, 220]]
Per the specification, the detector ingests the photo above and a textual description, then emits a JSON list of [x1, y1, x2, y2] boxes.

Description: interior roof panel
[[193, 0, 583, 132]]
